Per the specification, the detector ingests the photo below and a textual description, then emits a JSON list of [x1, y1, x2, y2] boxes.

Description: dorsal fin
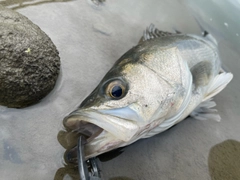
[[138, 24, 177, 44]]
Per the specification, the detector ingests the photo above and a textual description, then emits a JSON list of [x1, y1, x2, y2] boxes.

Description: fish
[[63, 24, 233, 159]]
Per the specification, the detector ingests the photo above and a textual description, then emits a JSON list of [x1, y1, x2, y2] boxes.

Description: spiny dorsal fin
[[138, 24, 177, 44]]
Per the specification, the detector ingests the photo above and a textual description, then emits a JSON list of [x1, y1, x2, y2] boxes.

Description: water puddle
[[208, 139, 240, 180]]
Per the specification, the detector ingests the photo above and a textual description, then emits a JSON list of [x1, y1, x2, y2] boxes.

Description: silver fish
[[63, 24, 233, 159]]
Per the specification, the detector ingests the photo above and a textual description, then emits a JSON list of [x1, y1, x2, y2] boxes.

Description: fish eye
[[106, 80, 126, 99]]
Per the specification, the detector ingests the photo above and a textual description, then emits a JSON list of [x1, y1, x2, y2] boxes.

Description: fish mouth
[[64, 109, 139, 141], [63, 109, 138, 159], [63, 117, 104, 144]]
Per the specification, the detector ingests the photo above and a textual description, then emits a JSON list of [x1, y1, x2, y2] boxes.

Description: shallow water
[[0, 0, 240, 179]]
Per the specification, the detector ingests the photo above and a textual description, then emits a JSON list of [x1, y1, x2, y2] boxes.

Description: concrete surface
[[0, 0, 239, 180]]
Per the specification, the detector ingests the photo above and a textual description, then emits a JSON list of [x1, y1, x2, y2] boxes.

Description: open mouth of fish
[[63, 110, 139, 159], [63, 118, 104, 144]]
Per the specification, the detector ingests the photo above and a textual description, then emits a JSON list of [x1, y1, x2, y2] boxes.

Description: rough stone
[[0, 5, 60, 108]]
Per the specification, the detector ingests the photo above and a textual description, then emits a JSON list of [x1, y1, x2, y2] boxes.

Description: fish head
[[63, 46, 185, 158]]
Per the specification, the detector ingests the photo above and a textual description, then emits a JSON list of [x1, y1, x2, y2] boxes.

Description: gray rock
[[0, 5, 60, 108]]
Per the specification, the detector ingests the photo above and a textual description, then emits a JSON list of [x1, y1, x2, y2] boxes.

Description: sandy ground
[[0, 0, 240, 179]]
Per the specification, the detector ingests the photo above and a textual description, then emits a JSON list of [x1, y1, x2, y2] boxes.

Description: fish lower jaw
[[85, 130, 124, 158]]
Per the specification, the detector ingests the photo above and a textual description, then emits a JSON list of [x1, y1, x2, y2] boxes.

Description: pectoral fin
[[203, 72, 233, 101], [190, 98, 220, 122], [190, 61, 213, 88], [190, 70, 233, 122]]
